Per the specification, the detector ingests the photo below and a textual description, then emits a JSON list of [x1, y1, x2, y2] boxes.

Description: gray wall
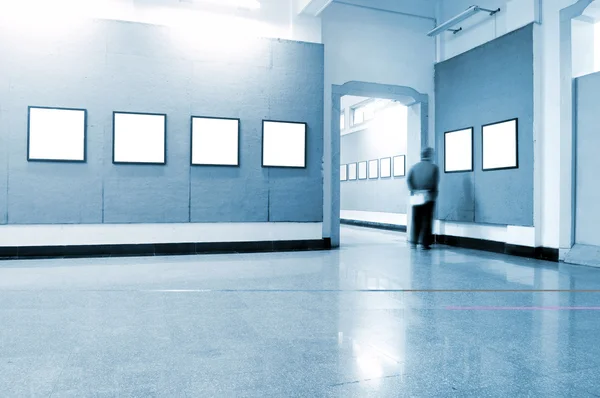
[[575, 71, 600, 246], [434, 23, 534, 226], [0, 19, 323, 225], [341, 126, 408, 214]]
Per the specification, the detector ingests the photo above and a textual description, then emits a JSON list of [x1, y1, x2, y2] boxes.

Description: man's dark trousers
[[411, 201, 435, 247]]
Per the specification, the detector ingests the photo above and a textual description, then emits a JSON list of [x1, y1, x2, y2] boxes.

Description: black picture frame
[[393, 155, 406, 177], [358, 161, 367, 180], [380, 157, 392, 178], [348, 163, 357, 180], [368, 159, 379, 180], [190, 115, 241, 167], [112, 111, 167, 165], [340, 164, 348, 181], [481, 118, 519, 172], [27, 106, 88, 163], [261, 119, 307, 169], [443, 127, 474, 174]]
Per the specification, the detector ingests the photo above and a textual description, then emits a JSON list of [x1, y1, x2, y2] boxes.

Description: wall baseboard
[[435, 234, 559, 262], [0, 239, 332, 261], [341, 219, 407, 232]]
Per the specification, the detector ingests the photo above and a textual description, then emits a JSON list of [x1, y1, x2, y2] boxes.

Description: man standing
[[407, 147, 439, 250]]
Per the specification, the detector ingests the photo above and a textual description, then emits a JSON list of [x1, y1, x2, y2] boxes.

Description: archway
[[328, 81, 429, 247]]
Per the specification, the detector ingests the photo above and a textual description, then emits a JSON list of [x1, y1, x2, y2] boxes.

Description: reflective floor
[[2, 226, 600, 397]]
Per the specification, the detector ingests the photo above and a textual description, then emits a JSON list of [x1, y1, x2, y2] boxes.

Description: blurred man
[[407, 147, 439, 250]]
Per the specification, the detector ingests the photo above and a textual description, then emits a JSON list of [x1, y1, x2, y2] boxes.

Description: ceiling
[[319, 0, 438, 18]]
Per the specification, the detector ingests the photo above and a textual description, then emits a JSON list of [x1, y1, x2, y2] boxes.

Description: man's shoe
[[421, 246, 431, 251]]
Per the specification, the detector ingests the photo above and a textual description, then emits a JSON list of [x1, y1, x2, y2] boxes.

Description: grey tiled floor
[[2, 226, 600, 397]]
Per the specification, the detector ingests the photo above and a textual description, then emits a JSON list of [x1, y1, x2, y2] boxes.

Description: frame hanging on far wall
[[340, 164, 348, 181], [368, 159, 379, 179], [348, 163, 357, 180], [358, 161, 367, 180], [380, 157, 392, 178], [444, 127, 473, 173], [482, 118, 518, 171], [393, 155, 406, 177]]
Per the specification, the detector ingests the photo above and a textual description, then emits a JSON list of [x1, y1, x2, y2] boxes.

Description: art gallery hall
[[2, 0, 600, 396]]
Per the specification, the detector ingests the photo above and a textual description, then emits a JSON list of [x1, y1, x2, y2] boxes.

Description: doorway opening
[[329, 81, 429, 247]]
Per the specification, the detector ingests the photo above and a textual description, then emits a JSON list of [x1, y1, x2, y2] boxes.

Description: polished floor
[[2, 226, 600, 397]]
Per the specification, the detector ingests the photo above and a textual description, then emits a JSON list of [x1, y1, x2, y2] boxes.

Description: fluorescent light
[[190, 0, 260, 10], [427, 5, 500, 37]]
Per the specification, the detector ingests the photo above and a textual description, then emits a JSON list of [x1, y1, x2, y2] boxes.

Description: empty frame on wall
[[262, 120, 306, 168], [444, 127, 473, 173], [113, 112, 166, 165], [191, 116, 239, 166], [340, 164, 348, 181], [482, 118, 518, 171], [380, 157, 392, 178], [393, 155, 405, 177], [27, 106, 87, 162], [348, 163, 357, 180], [358, 161, 367, 180], [368, 159, 378, 179]]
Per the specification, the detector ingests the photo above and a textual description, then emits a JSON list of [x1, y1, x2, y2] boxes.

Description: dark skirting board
[[435, 234, 559, 262], [0, 239, 332, 260]]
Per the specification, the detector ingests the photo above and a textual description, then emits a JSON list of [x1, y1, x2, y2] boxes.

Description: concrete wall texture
[[0, 19, 324, 225], [435, 23, 534, 227], [575, 71, 600, 246]]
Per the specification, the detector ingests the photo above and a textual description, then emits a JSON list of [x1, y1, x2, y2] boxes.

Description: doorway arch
[[327, 81, 429, 247]]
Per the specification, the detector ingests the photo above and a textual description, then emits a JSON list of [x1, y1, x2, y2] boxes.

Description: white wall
[[0, 0, 322, 44], [572, 19, 595, 77], [0, 223, 323, 246], [595, 22, 600, 71], [436, 0, 537, 61], [534, 0, 580, 254]]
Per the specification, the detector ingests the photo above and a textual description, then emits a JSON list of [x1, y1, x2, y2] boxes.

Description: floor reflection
[[0, 226, 599, 396]]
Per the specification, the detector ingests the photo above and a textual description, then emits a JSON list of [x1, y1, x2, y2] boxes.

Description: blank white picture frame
[[444, 127, 473, 173], [113, 112, 166, 165], [393, 155, 405, 177], [191, 116, 239, 166], [358, 161, 367, 180], [340, 164, 348, 181], [482, 118, 518, 171], [262, 120, 306, 168], [380, 157, 392, 178], [27, 106, 86, 162], [348, 163, 357, 180], [368, 159, 378, 179]]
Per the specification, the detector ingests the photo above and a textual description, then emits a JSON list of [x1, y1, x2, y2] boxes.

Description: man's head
[[421, 147, 434, 161]]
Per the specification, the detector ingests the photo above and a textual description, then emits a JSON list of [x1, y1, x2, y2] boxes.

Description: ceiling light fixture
[[427, 5, 500, 37]]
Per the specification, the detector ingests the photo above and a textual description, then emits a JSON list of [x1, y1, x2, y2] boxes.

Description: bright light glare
[[194, 0, 261, 9], [0, 0, 87, 36], [356, 355, 383, 379]]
